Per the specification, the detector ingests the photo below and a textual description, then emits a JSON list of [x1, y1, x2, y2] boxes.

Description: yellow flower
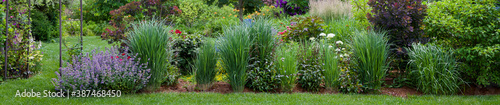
[[271, 6, 275, 8], [263, 14, 265, 16], [234, 15, 237, 17]]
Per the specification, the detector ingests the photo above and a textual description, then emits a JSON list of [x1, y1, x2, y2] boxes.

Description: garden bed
[[145, 79, 500, 98]]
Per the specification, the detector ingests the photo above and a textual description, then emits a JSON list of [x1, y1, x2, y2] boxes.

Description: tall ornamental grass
[[249, 18, 277, 61], [309, 0, 352, 22], [218, 24, 254, 92], [407, 43, 464, 95], [275, 43, 299, 92], [246, 18, 280, 92], [195, 38, 218, 91], [124, 19, 174, 90], [320, 40, 340, 90], [350, 30, 389, 90]]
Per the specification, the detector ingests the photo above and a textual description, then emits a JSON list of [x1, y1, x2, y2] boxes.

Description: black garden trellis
[[3, 0, 83, 80]]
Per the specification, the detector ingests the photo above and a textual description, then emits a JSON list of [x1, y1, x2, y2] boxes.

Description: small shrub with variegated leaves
[[53, 47, 150, 94]]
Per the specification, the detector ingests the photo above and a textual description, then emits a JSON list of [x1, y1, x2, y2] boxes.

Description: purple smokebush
[[52, 47, 151, 93]]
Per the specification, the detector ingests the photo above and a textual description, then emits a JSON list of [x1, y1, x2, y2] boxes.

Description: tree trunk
[[238, 0, 244, 22]]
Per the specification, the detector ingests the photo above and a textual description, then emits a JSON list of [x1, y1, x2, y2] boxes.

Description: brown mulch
[[143, 78, 500, 98]]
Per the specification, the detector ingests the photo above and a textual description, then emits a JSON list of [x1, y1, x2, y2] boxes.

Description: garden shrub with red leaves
[[367, 0, 427, 70]]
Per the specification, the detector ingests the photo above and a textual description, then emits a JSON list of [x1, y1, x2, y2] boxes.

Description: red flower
[[127, 56, 131, 59], [116, 56, 119, 58], [175, 29, 182, 35], [169, 30, 174, 33], [122, 53, 126, 56]]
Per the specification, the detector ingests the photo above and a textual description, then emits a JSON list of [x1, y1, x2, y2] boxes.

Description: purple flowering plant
[[275, 0, 309, 16], [52, 47, 151, 93]]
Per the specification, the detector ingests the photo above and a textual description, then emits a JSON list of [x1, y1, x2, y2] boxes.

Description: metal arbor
[[3, 0, 83, 80]]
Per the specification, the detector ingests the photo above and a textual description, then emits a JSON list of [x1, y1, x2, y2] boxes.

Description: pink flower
[[119, 59, 123, 61]]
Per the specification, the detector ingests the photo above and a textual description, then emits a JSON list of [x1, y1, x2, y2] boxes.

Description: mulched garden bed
[[145, 79, 500, 98]]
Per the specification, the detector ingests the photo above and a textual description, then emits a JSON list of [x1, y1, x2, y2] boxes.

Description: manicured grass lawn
[[0, 36, 499, 104]]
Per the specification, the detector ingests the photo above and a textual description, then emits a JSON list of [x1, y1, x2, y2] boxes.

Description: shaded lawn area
[[0, 36, 499, 104]]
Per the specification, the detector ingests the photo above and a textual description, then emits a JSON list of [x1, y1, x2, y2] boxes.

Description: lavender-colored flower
[[53, 47, 151, 93]]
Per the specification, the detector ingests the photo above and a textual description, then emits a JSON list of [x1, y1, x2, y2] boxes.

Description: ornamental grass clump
[[218, 24, 254, 92], [125, 19, 175, 90], [195, 38, 218, 91], [246, 18, 281, 92], [350, 30, 389, 90], [407, 43, 464, 95], [53, 47, 150, 94], [319, 40, 340, 90], [275, 43, 299, 92]]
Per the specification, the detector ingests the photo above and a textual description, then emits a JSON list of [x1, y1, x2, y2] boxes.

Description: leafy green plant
[[297, 42, 323, 92], [319, 40, 340, 90], [195, 38, 218, 91], [218, 24, 254, 92], [124, 19, 176, 90], [350, 30, 389, 91], [172, 32, 203, 75], [338, 66, 363, 93], [351, 0, 371, 27], [280, 16, 326, 42], [407, 43, 464, 95], [275, 42, 299, 92], [31, 9, 57, 41], [424, 0, 500, 86]]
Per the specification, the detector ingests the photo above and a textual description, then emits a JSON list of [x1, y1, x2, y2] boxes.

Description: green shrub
[[407, 43, 464, 95], [204, 0, 263, 15], [246, 19, 280, 92], [338, 65, 363, 93], [172, 32, 203, 75], [177, 0, 208, 28], [199, 4, 240, 37], [124, 19, 176, 90], [195, 38, 218, 91], [351, 0, 371, 27], [31, 10, 57, 41], [319, 40, 340, 90], [424, 0, 500, 86], [275, 42, 299, 92], [281, 16, 326, 42], [297, 42, 323, 92], [350, 30, 389, 90], [218, 24, 254, 92]]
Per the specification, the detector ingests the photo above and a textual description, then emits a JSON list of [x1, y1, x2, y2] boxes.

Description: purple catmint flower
[[52, 47, 151, 93]]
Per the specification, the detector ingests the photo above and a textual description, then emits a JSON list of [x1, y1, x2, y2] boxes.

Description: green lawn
[[0, 36, 499, 104]]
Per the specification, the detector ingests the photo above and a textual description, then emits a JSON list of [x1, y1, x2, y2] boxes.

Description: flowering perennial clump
[[53, 47, 151, 94]]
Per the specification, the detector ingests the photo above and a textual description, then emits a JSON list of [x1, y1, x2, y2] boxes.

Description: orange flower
[[214, 12, 217, 14], [223, 17, 225, 19], [234, 15, 237, 17]]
